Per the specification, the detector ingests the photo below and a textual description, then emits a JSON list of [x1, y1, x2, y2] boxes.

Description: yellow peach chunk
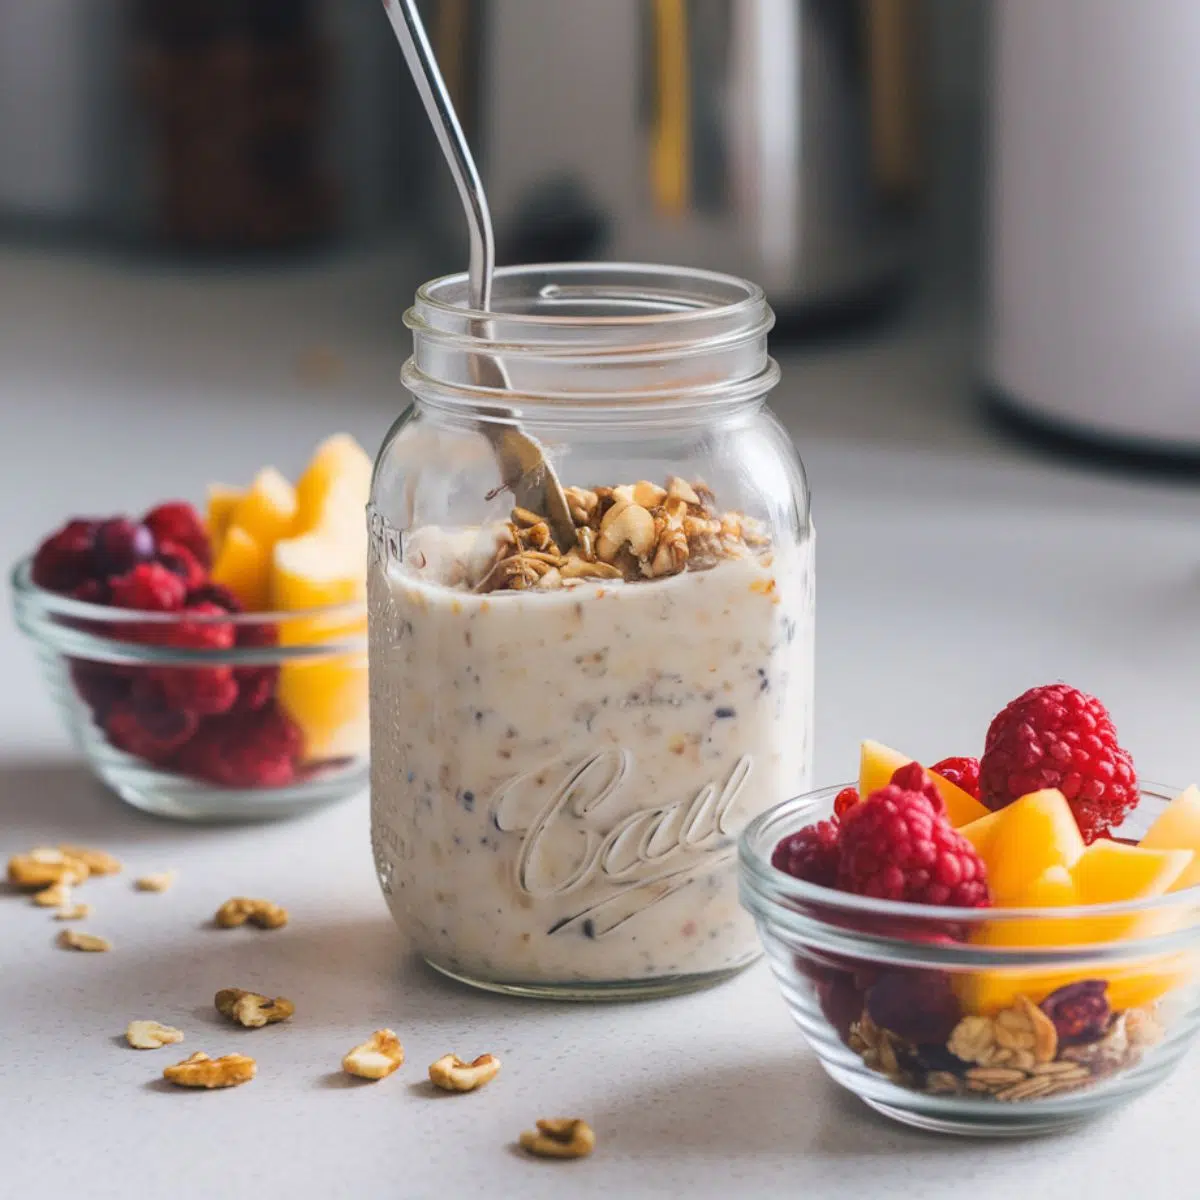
[[229, 467, 297, 548], [976, 790, 1086, 906], [857, 740, 988, 827], [293, 433, 372, 537], [1071, 840, 1192, 906], [210, 526, 271, 612], [277, 657, 368, 761], [1139, 785, 1200, 892], [206, 484, 242, 555]]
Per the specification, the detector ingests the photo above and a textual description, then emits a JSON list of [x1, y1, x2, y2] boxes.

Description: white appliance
[[985, 0, 1200, 450]]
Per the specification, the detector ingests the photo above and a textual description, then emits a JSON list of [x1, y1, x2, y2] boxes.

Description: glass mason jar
[[368, 263, 814, 1000]]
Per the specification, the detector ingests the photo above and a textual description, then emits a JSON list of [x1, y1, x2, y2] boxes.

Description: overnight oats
[[368, 263, 815, 998]]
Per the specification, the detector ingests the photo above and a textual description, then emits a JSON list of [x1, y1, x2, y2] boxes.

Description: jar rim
[[412, 261, 769, 331]]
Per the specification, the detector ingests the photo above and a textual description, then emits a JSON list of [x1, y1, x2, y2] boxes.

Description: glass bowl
[[11, 558, 368, 821], [739, 782, 1200, 1136]]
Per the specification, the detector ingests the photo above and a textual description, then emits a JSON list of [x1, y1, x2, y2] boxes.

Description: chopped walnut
[[214, 988, 295, 1028], [32, 881, 72, 908], [163, 1051, 255, 1089], [468, 476, 770, 591], [519, 1118, 596, 1160], [214, 897, 288, 929], [428, 1053, 501, 1092], [57, 929, 112, 952], [126, 1020, 185, 1050], [343, 1029, 405, 1080], [135, 871, 177, 893], [8, 847, 90, 889], [59, 845, 122, 876]]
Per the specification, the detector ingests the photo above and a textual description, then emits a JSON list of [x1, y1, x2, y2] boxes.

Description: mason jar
[[368, 263, 814, 1000]]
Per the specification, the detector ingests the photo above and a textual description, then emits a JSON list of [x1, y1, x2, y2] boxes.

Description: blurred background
[[5, 0, 1200, 780]]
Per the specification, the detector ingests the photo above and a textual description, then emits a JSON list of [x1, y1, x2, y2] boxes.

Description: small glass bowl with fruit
[[739, 685, 1200, 1136], [11, 435, 372, 822]]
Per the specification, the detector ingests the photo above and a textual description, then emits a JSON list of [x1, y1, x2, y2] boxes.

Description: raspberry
[[837, 785, 991, 907], [31, 519, 100, 593], [930, 755, 981, 799], [72, 579, 111, 605], [889, 761, 945, 812], [980, 683, 1138, 842], [70, 660, 131, 722], [94, 518, 156, 577], [145, 602, 237, 715], [157, 539, 207, 591], [105, 690, 198, 763], [173, 703, 301, 787], [772, 820, 841, 887], [865, 967, 962, 1045], [109, 562, 187, 612], [833, 786, 859, 820], [186, 582, 243, 612], [231, 617, 280, 712], [144, 502, 212, 569]]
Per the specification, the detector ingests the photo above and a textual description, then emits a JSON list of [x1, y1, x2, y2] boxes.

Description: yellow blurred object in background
[[210, 525, 271, 611]]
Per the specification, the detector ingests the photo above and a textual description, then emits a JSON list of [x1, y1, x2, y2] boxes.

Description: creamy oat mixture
[[368, 482, 814, 987]]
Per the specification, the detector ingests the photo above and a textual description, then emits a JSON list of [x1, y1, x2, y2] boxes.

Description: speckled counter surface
[[4, 245, 1200, 1197]]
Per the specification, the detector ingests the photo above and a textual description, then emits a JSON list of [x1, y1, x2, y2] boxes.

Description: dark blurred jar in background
[[130, 0, 337, 252]]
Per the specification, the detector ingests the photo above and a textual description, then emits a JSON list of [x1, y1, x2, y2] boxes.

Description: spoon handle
[[382, 0, 494, 311]]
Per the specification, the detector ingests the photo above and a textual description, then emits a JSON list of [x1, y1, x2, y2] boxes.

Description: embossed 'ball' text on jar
[[368, 263, 814, 999]]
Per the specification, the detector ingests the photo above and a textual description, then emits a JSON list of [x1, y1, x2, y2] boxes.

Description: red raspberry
[[231, 619, 280, 712], [865, 966, 962, 1045], [930, 756, 981, 799], [144, 502, 212, 569], [980, 683, 1138, 843], [772, 820, 841, 888], [173, 703, 301, 787], [186, 582, 243, 612], [109, 562, 187, 612], [145, 602, 237, 715], [156, 539, 207, 591], [889, 761, 945, 812], [72, 579, 111, 605], [837, 785, 991, 907], [833, 786, 859, 820], [70, 659, 132, 721], [105, 692, 198, 763], [31, 519, 100, 593]]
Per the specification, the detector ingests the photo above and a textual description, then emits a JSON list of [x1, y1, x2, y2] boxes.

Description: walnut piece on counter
[[342, 1029, 405, 1080], [214, 988, 295, 1028], [213, 897, 288, 929], [518, 1118, 596, 1160], [163, 1051, 256, 1089]]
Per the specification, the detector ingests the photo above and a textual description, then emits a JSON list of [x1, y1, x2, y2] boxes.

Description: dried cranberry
[[816, 971, 865, 1042], [1040, 980, 1111, 1045], [31, 519, 100, 593], [865, 969, 962, 1045], [94, 518, 155, 577]]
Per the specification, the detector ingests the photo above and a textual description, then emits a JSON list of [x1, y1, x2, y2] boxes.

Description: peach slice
[[959, 789, 1085, 906], [229, 467, 297, 549], [206, 484, 242, 556], [293, 433, 373, 537], [210, 526, 271, 612], [857, 740, 988, 828], [1139, 785, 1200, 892]]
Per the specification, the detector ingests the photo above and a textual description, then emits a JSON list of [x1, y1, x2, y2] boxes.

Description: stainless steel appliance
[[428, 0, 925, 318]]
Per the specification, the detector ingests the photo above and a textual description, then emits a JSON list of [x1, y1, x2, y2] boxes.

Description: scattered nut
[[631, 480, 668, 508], [519, 1118, 596, 1160], [59, 845, 122, 876], [57, 929, 111, 952], [666, 476, 701, 506], [8, 847, 89, 889], [135, 871, 176, 893], [163, 1051, 255, 1089], [126, 1020, 185, 1050], [596, 503, 655, 563], [214, 988, 295, 1028], [54, 903, 92, 921], [428, 1053, 501, 1092], [32, 881, 71, 908], [1017, 993, 1059, 1063], [214, 897, 288, 929], [343, 1029, 405, 1080]]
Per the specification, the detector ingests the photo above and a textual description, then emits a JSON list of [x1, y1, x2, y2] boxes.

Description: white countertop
[[4, 244, 1200, 1198]]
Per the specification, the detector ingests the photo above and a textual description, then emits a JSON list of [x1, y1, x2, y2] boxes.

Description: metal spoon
[[381, 0, 576, 549]]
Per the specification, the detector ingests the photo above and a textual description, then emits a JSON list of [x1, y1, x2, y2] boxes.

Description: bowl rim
[[739, 780, 1200, 927], [10, 556, 366, 627]]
